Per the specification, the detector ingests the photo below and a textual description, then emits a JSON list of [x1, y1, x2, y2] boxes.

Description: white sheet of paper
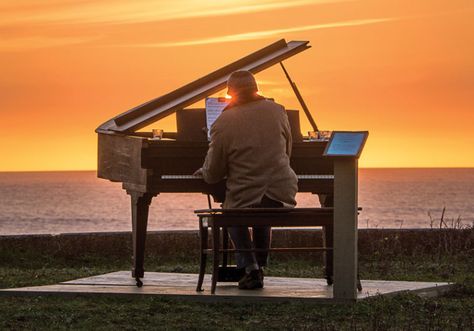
[[205, 97, 229, 139]]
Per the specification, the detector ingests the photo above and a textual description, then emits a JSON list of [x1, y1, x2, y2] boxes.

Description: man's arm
[[201, 121, 227, 184], [283, 109, 293, 158]]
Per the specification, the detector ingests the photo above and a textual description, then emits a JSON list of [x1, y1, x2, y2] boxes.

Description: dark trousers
[[227, 196, 284, 269]]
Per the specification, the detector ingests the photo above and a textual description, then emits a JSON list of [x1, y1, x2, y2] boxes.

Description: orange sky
[[0, 0, 473, 171]]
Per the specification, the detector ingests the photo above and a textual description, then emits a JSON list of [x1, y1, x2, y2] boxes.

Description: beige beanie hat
[[227, 70, 258, 95]]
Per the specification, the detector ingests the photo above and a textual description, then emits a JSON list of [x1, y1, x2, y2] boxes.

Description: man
[[194, 70, 298, 289]]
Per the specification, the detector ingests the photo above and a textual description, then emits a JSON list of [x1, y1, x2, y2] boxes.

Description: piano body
[[96, 39, 335, 287]]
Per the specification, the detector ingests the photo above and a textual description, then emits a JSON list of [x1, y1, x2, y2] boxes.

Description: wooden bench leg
[[323, 225, 334, 285], [196, 217, 208, 292], [211, 224, 220, 294], [222, 226, 229, 267]]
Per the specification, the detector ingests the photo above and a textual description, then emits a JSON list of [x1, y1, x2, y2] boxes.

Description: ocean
[[0, 169, 473, 235]]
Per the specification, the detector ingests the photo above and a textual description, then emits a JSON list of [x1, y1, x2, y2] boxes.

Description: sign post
[[324, 131, 368, 300]]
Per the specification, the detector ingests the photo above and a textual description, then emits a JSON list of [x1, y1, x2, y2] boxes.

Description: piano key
[[160, 174, 334, 180], [161, 175, 203, 179], [297, 175, 334, 179]]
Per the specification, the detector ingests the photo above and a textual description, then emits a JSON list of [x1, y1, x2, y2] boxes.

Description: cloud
[[124, 17, 396, 48], [257, 79, 286, 86], [0, 0, 352, 51], [0, 0, 352, 26], [0, 36, 99, 51]]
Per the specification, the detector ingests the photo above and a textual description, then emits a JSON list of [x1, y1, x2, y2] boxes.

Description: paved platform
[[0, 271, 453, 303]]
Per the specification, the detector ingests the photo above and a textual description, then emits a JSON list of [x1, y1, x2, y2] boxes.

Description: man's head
[[227, 70, 258, 98]]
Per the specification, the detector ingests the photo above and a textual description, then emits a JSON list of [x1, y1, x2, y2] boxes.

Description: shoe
[[238, 269, 264, 290]]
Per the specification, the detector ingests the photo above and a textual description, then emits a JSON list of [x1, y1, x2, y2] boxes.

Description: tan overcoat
[[201, 99, 298, 208]]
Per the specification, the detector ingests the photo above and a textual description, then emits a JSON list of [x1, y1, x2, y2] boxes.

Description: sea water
[[0, 169, 473, 235]]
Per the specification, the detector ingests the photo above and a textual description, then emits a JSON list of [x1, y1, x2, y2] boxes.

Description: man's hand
[[193, 168, 203, 177]]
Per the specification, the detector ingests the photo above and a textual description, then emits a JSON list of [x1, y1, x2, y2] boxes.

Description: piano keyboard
[[297, 175, 334, 179], [161, 175, 334, 180]]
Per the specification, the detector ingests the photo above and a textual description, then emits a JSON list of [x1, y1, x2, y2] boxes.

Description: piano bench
[[194, 207, 349, 294]]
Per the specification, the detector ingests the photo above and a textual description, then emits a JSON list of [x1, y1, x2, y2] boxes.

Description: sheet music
[[205, 97, 229, 139]]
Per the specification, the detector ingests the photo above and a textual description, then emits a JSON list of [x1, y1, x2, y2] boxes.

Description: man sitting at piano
[[194, 70, 298, 290]]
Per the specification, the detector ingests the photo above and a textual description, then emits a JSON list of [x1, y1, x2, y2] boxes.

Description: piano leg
[[128, 190, 155, 287]]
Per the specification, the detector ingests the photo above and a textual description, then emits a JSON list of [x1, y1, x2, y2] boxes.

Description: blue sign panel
[[323, 131, 368, 157]]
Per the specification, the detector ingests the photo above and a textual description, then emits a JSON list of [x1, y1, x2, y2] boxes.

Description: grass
[[1, 292, 472, 330], [1, 217, 473, 330], [1, 249, 473, 330]]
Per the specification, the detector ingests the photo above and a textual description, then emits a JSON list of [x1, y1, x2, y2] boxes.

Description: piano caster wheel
[[326, 275, 333, 286], [196, 287, 204, 292], [136, 278, 143, 287]]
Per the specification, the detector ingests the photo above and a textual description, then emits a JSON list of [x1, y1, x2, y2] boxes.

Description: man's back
[[202, 98, 298, 208]]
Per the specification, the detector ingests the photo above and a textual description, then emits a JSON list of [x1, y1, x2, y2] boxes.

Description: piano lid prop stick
[[279, 62, 318, 132]]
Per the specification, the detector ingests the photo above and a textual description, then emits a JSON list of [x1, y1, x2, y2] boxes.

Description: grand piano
[[96, 39, 335, 287]]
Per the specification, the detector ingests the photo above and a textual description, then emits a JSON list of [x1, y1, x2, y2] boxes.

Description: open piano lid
[[96, 39, 310, 134]]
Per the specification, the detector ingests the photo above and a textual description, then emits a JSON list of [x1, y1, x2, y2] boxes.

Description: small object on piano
[[318, 130, 332, 141], [307, 130, 332, 141], [150, 129, 164, 140], [308, 131, 318, 141]]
